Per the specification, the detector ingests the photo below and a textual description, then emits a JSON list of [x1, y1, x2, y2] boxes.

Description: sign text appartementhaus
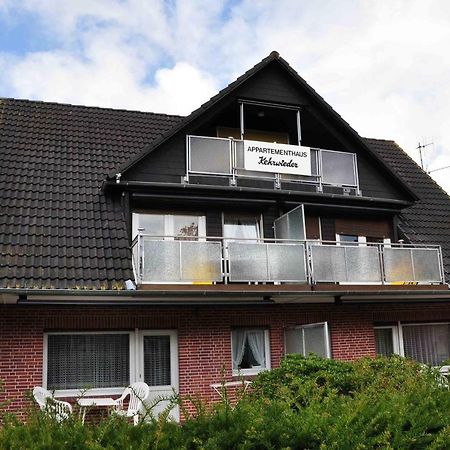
[[243, 140, 311, 176]]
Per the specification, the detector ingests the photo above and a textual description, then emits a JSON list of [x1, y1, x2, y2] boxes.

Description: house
[[1, 51, 450, 420]]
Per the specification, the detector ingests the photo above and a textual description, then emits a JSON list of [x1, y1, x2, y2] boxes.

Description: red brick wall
[[2, 301, 450, 419]]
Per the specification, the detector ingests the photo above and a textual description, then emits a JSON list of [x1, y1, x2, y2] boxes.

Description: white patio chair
[[33, 387, 73, 422], [113, 382, 150, 425]]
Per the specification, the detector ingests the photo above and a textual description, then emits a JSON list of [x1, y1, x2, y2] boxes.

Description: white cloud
[[1, 0, 450, 191], [0, 45, 217, 115]]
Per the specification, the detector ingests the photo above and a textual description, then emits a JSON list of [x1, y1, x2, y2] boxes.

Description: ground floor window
[[374, 322, 450, 366], [231, 329, 270, 375], [284, 322, 331, 358], [44, 330, 178, 397], [47, 333, 130, 391]]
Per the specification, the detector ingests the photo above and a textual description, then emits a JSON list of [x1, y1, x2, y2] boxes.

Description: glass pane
[[267, 243, 307, 282], [233, 330, 266, 370], [274, 205, 305, 241], [403, 324, 450, 366], [412, 249, 441, 282], [311, 149, 319, 175], [310, 245, 346, 282], [189, 136, 231, 174], [383, 248, 414, 282], [273, 214, 289, 240], [173, 215, 199, 239], [180, 241, 222, 282], [339, 234, 358, 244], [143, 335, 171, 386], [228, 242, 267, 281], [47, 334, 129, 390], [375, 328, 394, 356], [142, 239, 180, 282], [345, 246, 382, 282], [321, 150, 356, 186], [135, 214, 164, 237], [304, 325, 327, 357], [235, 140, 245, 169], [223, 215, 260, 240], [285, 329, 304, 354]]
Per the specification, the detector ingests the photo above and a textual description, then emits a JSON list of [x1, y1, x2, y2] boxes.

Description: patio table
[[77, 397, 116, 424]]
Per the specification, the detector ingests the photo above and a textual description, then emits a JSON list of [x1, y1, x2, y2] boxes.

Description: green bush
[[1, 356, 450, 449]]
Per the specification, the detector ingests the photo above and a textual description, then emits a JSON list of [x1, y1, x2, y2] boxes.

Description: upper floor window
[[223, 213, 262, 241], [132, 213, 206, 240]]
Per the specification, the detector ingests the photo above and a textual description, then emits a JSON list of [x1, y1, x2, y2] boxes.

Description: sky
[[0, 0, 449, 193]]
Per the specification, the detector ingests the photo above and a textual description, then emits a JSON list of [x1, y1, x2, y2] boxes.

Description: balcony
[[132, 236, 445, 286], [186, 135, 360, 194]]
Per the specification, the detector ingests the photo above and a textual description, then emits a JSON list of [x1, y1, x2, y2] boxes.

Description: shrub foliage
[[2, 355, 450, 449]]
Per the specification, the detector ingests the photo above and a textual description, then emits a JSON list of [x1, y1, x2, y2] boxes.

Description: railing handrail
[[132, 234, 442, 250]]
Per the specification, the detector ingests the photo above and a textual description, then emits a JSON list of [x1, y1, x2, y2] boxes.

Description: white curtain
[[223, 217, 260, 241], [403, 324, 449, 366], [247, 331, 265, 366], [232, 330, 248, 369]]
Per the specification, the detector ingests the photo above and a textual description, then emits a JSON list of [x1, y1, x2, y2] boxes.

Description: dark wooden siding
[[320, 217, 336, 241], [335, 217, 393, 239], [234, 62, 309, 105], [305, 216, 321, 239]]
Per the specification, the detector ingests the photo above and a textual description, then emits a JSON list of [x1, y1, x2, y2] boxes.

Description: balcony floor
[[138, 283, 449, 293]]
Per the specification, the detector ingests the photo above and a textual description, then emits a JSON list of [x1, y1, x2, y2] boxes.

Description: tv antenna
[[417, 141, 434, 170], [428, 164, 450, 174]]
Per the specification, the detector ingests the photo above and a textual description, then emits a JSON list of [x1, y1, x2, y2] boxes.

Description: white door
[[137, 330, 179, 421]]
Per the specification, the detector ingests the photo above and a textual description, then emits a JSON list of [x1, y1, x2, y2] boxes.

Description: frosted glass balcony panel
[[267, 243, 307, 282], [180, 241, 222, 282], [189, 136, 232, 174], [321, 150, 356, 186], [412, 248, 442, 282], [310, 245, 347, 282], [228, 242, 268, 281], [383, 248, 414, 282], [142, 240, 180, 282], [344, 246, 381, 282]]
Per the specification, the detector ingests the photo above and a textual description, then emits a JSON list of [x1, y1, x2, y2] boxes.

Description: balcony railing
[[132, 235, 445, 286], [186, 135, 360, 193]]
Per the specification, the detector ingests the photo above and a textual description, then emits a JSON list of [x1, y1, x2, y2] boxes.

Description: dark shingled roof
[[0, 98, 448, 289], [0, 98, 181, 289], [363, 137, 450, 281]]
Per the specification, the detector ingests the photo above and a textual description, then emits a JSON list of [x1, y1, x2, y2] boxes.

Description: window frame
[[137, 330, 179, 393], [284, 321, 331, 359], [44, 330, 177, 398], [222, 212, 264, 241], [374, 322, 450, 366], [132, 212, 206, 240], [374, 325, 400, 356], [231, 328, 271, 376], [336, 234, 392, 245]]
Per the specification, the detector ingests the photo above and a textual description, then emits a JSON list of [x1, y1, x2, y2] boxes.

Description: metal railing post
[[379, 244, 386, 285], [138, 229, 144, 284], [231, 139, 237, 186], [410, 249, 416, 283]]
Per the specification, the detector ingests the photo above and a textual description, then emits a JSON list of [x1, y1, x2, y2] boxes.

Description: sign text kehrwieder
[[243, 140, 311, 176]]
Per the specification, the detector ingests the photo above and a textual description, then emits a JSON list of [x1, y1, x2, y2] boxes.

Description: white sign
[[243, 140, 311, 176]]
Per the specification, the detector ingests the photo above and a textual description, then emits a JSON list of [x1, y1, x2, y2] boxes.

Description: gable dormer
[[117, 52, 416, 204]]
